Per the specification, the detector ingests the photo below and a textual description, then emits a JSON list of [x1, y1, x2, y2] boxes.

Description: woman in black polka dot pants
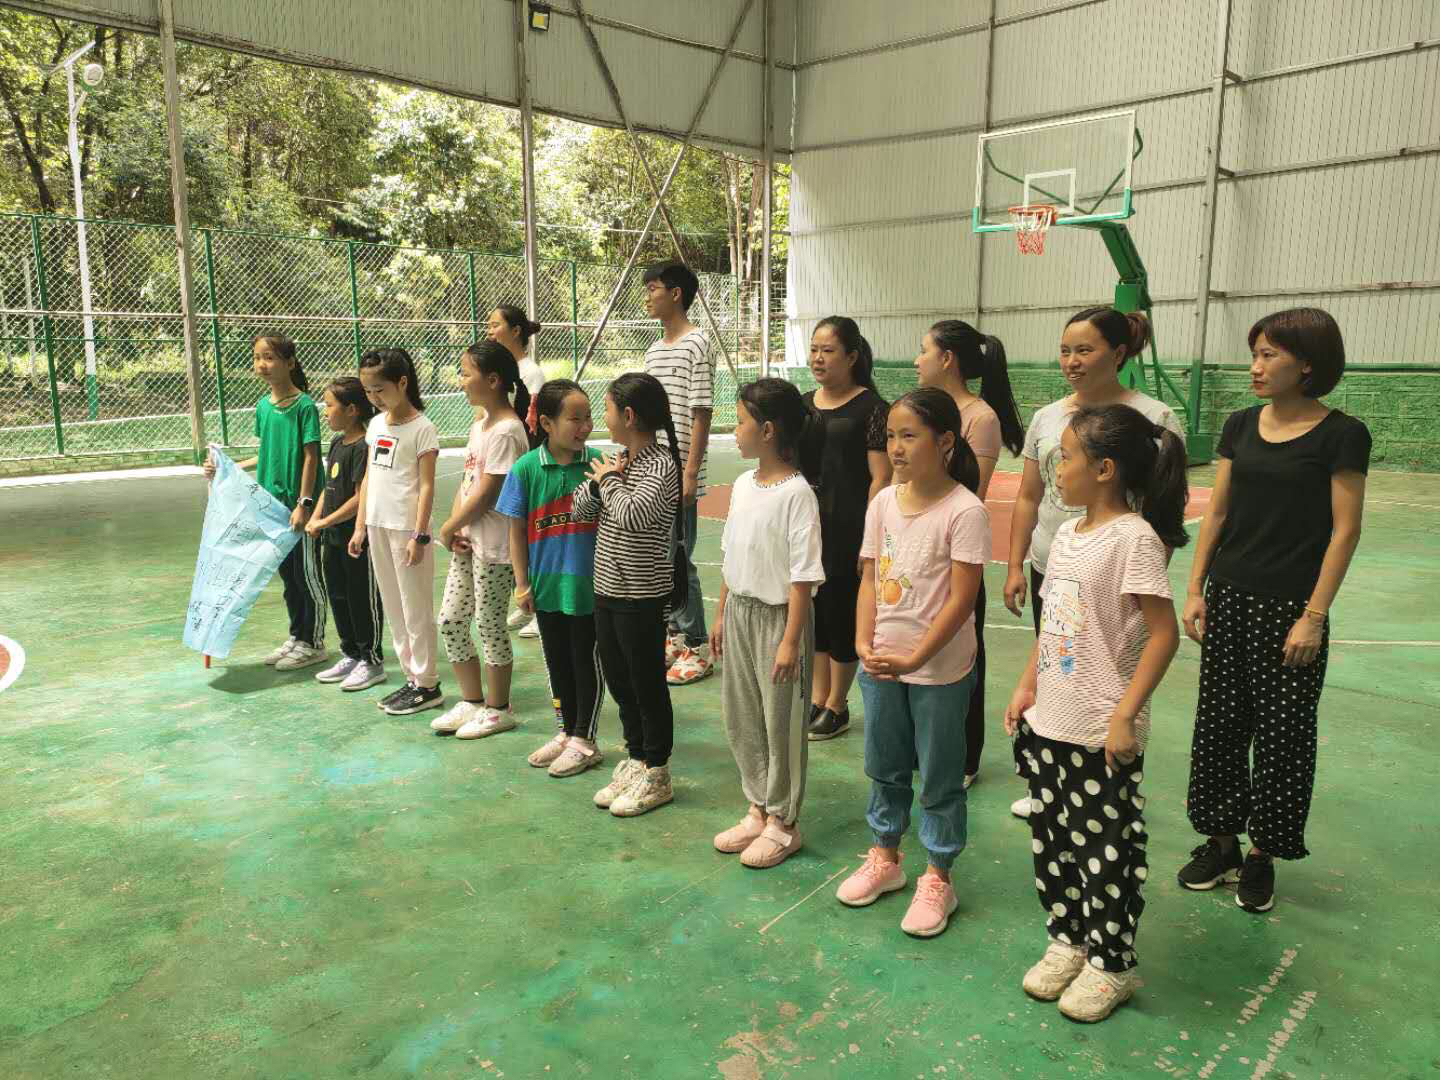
[[1015, 722, 1148, 975]]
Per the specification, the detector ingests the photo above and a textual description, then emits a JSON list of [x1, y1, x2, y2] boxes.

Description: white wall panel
[[1207, 291, 1440, 367], [795, 0, 988, 64], [1229, 0, 1440, 76], [788, 223, 977, 318], [789, 134, 978, 231], [794, 36, 987, 147]]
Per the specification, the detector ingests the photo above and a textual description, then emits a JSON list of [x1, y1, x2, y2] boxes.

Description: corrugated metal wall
[[786, 0, 1440, 369], [9, 0, 789, 155]]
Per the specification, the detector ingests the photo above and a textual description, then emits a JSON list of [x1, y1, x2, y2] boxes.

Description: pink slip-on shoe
[[714, 808, 766, 853]]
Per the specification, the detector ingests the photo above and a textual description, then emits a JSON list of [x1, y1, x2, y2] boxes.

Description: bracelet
[[514, 586, 532, 601], [1303, 606, 1327, 620]]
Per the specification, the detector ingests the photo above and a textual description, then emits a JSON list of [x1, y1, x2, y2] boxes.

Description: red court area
[[699, 472, 1213, 560]]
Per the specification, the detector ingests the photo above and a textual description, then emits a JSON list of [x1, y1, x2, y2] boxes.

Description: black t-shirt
[[799, 388, 889, 580], [1209, 405, 1371, 601], [321, 434, 369, 546]]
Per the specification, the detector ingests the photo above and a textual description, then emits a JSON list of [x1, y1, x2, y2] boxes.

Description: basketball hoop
[[1008, 204, 1058, 255]]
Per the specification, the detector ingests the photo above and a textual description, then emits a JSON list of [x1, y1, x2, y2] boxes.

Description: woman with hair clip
[[798, 316, 892, 742], [1001, 308, 1184, 818], [916, 319, 1025, 787]]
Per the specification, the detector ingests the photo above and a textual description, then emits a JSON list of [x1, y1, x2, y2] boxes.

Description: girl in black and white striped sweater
[[572, 372, 683, 817]]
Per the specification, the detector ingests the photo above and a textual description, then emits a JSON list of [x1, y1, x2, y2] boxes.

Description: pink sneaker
[[835, 848, 907, 907], [714, 808, 766, 853], [900, 870, 958, 937]]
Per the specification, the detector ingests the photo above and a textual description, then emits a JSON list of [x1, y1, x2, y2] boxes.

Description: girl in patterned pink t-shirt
[[1003, 403, 1188, 1023]]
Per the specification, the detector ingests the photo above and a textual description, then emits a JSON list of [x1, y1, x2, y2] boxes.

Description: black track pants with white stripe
[[279, 532, 327, 648], [322, 540, 382, 665], [536, 610, 605, 740]]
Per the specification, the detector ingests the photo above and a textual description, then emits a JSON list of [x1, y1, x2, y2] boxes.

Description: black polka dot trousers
[[1186, 579, 1329, 861], [1014, 722, 1148, 973]]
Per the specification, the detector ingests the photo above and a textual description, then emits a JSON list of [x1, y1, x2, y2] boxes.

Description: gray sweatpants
[[721, 592, 813, 825]]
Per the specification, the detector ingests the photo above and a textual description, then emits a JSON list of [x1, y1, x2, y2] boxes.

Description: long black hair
[[359, 347, 424, 410], [1065, 307, 1151, 371], [608, 371, 687, 607], [814, 315, 877, 393], [255, 333, 308, 393], [929, 319, 1023, 455], [326, 375, 376, 425], [463, 339, 533, 434], [738, 377, 809, 464], [1069, 404, 1190, 549], [890, 387, 980, 495], [495, 304, 542, 348], [533, 377, 589, 444]]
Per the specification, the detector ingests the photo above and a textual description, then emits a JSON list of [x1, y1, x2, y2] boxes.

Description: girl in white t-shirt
[[1002, 402, 1187, 1023], [351, 348, 442, 716], [710, 379, 824, 869], [432, 342, 533, 741], [834, 389, 990, 940]]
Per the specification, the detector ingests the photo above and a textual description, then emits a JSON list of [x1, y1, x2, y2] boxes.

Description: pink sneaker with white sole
[[836, 848, 907, 906], [900, 870, 958, 937]]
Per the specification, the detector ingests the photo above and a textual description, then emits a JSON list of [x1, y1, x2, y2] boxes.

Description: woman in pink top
[[915, 319, 1025, 787], [1002, 403, 1187, 1023], [834, 389, 990, 940]]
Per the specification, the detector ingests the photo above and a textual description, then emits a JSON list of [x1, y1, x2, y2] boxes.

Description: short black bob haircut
[[1247, 307, 1345, 398]]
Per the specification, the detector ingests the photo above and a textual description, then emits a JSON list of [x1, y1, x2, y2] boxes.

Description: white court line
[[757, 866, 849, 936]]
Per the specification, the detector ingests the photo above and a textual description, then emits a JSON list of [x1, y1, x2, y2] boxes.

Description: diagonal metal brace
[[571, 0, 753, 383]]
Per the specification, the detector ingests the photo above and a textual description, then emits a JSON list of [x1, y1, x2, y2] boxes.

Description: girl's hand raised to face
[[587, 452, 624, 484]]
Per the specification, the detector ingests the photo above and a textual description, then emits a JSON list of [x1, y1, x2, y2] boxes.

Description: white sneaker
[[1023, 940, 1089, 1001], [455, 705, 518, 740], [1011, 795, 1033, 819], [594, 759, 646, 809], [431, 701, 482, 735], [609, 765, 673, 817], [1058, 963, 1139, 1023], [276, 643, 327, 671], [963, 771, 978, 790], [316, 656, 359, 684], [341, 662, 387, 692], [548, 737, 604, 777], [517, 617, 541, 639], [506, 607, 531, 632], [664, 632, 686, 668], [265, 637, 298, 665]]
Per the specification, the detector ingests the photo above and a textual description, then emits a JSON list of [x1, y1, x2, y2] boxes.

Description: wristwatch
[[299, 496, 316, 509], [412, 532, 432, 545]]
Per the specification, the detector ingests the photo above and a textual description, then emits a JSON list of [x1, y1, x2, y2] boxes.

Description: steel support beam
[[514, 0, 540, 346], [1192, 0, 1234, 391], [759, 0, 774, 376]]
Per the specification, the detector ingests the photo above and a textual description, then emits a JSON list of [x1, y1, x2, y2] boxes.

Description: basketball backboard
[[973, 109, 1139, 234]]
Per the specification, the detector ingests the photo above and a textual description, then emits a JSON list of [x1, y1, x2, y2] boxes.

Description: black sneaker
[[376, 681, 414, 711], [1177, 838, 1243, 890], [809, 702, 824, 728], [384, 684, 445, 716], [808, 707, 850, 741], [1237, 852, 1276, 913]]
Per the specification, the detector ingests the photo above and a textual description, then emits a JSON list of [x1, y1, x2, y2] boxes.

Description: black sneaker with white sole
[[384, 684, 444, 716], [377, 682, 414, 710], [1237, 852, 1276, 913], [1177, 838, 1243, 890], [807, 707, 850, 741]]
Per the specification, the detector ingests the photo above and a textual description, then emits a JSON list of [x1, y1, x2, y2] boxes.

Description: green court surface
[[1, 448, 1437, 1080]]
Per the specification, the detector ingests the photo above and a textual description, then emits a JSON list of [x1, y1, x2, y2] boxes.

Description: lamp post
[[52, 41, 103, 419]]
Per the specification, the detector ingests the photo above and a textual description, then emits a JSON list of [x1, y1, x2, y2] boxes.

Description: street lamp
[[50, 41, 103, 419]]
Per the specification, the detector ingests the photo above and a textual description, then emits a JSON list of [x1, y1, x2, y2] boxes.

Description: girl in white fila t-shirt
[[1003, 402, 1188, 1023]]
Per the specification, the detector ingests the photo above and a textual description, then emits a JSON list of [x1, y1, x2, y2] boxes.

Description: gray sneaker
[[316, 656, 359, 684], [276, 643, 327, 671]]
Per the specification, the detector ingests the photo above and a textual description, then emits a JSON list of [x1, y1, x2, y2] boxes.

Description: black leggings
[[964, 578, 986, 776], [594, 596, 674, 767], [322, 541, 382, 665], [1030, 565, 1045, 636], [536, 610, 606, 741]]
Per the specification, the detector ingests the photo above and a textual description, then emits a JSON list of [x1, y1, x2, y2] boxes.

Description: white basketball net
[[1008, 204, 1058, 255]]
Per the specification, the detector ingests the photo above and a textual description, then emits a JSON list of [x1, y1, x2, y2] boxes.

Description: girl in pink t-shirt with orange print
[[834, 389, 990, 940], [1003, 402, 1188, 1023]]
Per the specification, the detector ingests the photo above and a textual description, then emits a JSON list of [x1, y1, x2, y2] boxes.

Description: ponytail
[[464, 340, 532, 435], [930, 320, 1024, 455], [359, 347, 424, 410], [815, 315, 878, 394], [1069, 404, 1190, 549], [255, 333, 308, 393], [496, 304, 542, 348], [1066, 307, 1152, 370], [891, 387, 980, 495]]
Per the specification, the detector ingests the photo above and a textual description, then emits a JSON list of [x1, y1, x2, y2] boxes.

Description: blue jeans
[[668, 500, 707, 646], [859, 670, 974, 870]]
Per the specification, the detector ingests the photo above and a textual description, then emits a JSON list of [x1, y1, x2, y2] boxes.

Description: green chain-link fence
[[0, 213, 766, 462]]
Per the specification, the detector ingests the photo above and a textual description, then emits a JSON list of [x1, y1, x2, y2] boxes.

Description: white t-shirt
[[363, 411, 440, 531], [644, 328, 714, 498], [519, 356, 545, 396], [720, 470, 825, 606], [859, 483, 992, 686], [1031, 515, 1173, 750], [1023, 392, 1183, 573], [460, 415, 530, 561]]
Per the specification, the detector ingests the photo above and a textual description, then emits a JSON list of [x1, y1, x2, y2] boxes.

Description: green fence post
[[30, 216, 64, 456], [202, 229, 229, 446], [467, 252, 480, 339], [569, 260, 579, 376], [348, 241, 363, 364]]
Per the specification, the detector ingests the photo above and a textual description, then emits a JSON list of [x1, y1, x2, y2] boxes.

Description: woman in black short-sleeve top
[[798, 316, 891, 742], [1177, 308, 1370, 915]]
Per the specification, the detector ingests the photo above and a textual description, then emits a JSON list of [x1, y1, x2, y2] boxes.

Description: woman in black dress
[[799, 316, 892, 740]]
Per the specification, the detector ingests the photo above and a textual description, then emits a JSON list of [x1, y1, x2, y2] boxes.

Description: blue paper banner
[[183, 447, 301, 660]]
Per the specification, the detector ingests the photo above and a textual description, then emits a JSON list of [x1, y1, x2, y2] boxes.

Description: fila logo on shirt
[[372, 436, 396, 469]]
